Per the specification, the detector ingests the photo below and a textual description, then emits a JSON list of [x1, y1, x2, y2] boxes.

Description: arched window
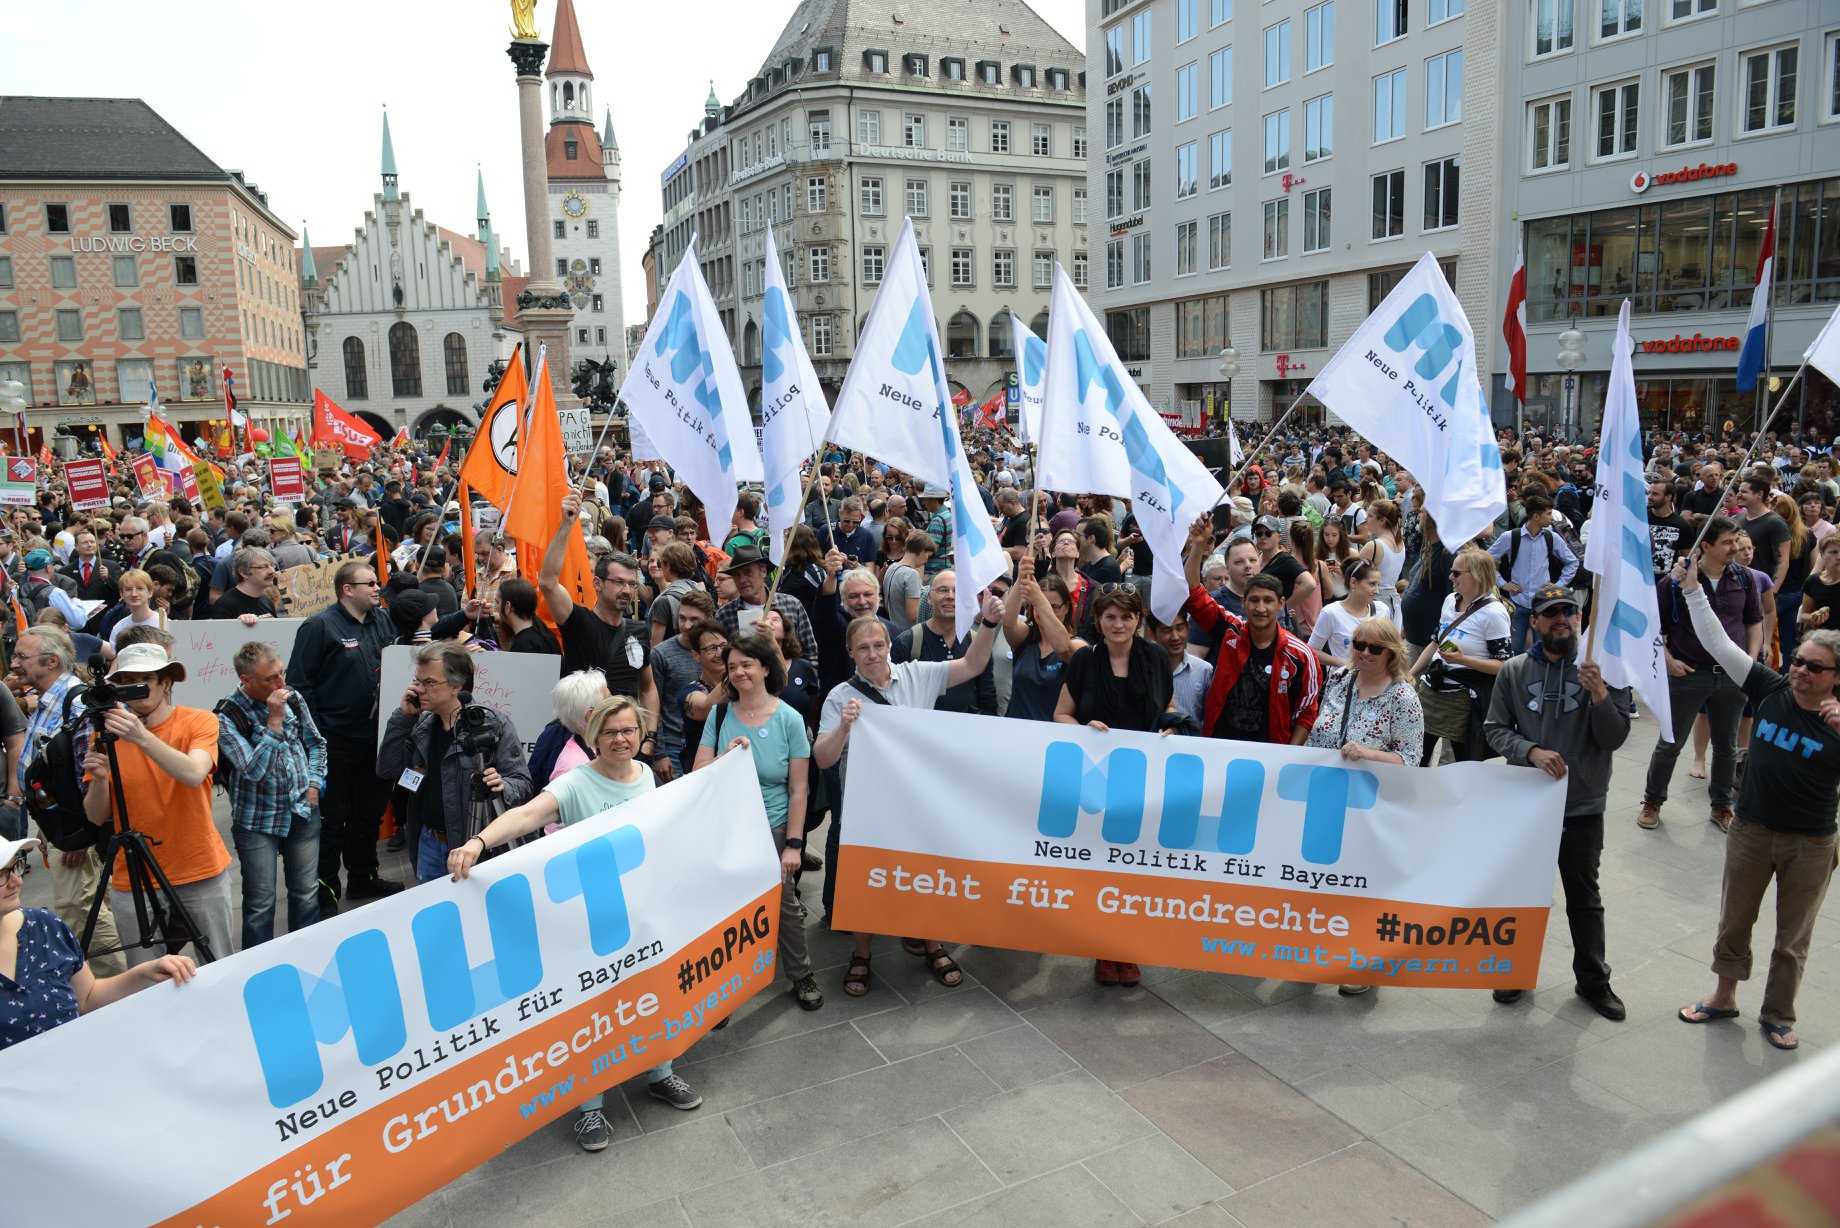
[[443, 332, 468, 396], [1031, 310, 1050, 336], [946, 312, 980, 359], [342, 336, 368, 400], [988, 315, 1015, 358], [742, 320, 761, 365], [564, 82, 575, 108], [389, 322, 422, 397]]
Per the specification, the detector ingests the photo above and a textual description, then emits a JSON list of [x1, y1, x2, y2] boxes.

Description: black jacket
[[286, 601, 395, 746], [62, 557, 118, 605], [378, 706, 534, 851]]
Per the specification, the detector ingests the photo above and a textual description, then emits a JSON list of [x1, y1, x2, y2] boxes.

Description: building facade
[[658, 0, 1090, 409], [299, 111, 526, 439], [1505, 0, 1840, 439], [0, 96, 311, 449], [1086, 0, 1503, 428]]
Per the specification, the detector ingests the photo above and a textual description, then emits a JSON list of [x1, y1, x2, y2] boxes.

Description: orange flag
[[458, 482, 476, 599], [373, 513, 390, 587], [504, 351, 594, 614], [458, 344, 528, 514]]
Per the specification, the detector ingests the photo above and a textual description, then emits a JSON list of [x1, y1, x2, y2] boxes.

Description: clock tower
[[544, 0, 626, 376]]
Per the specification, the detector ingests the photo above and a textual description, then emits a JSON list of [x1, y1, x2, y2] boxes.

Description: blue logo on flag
[[890, 300, 990, 559], [1071, 327, 1184, 519], [1381, 294, 1503, 480], [654, 291, 736, 469]]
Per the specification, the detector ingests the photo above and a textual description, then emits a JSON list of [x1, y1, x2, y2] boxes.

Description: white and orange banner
[[833, 710, 1566, 989], [0, 751, 781, 1227]]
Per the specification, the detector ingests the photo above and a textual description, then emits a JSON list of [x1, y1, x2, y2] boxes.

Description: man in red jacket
[[1181, 516, 1322, 743]]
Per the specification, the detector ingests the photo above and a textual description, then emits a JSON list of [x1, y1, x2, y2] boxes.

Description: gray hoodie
[[1485, 646, 1631, 818]]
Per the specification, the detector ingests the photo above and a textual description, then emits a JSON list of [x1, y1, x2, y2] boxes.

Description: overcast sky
[[9, 0, 1084, 324]]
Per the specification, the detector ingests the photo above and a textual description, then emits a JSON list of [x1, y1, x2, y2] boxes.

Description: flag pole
[[766, 445, 833, 605], [1209, 388, 1314, 510], [1756, 188, 1781, 437], [1682, 355, 1811, 560]]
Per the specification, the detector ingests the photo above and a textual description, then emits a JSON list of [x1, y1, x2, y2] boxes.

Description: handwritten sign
[[274, 558, 342, 618], [168, 619, 304, 712], [376, 644, 561, 755], [313, 448, 344, 473]]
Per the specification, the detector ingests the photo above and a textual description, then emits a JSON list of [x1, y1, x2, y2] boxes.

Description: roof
[[0, 96, 229, 183], [547, 0, 593, 79], [299, 245, 348, 292], [501, 274, 531, 327], [752, 0, 1079, 85], [545, 123, 607, 181], [435, 225, 490, 284]]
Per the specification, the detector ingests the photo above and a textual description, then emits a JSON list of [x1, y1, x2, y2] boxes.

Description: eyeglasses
[[1790, 656, 1836, 674], [601, 726, 642, 739], [1538, 605, 1580, 618], [409, 676, 449, 689], [1350, 640, 1389, 656], [1, 855, 27, 881]]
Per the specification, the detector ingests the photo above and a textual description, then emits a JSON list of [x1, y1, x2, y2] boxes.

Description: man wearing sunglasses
[[1484, 584, 1632, 1021]]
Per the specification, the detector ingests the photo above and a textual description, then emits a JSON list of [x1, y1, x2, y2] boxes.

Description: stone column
[[508, 38, 577, 404]]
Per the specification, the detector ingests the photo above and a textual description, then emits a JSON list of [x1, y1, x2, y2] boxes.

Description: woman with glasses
[[1410, 548, 1511, 765], [0, 836, 196, 1052], [677, 622, 730, 775], [1309, 559, 1394, 670], [1036, 529, 1094, 632]]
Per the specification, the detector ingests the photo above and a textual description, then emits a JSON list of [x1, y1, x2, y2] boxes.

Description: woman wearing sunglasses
[[1411, 548, 1511, 765], [1308, 559, 1394, 670]]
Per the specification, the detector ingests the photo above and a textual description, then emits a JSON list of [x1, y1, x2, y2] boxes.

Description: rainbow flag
[[144, 410, 204, 500]]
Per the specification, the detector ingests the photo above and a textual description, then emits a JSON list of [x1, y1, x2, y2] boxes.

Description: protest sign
[[269, 455, 306, 503], [377, 644, 561, 757], [559, 405, 592, 453], [0, 456, 35, 505], [167, 619, 304, 711], [314, 447, 344, 473], [834, 709, 1566, 990], [274, 559, 342, 618], [63, 457, 110, 510], [130, 452, 161, 496], [192, 458, 226, 511], [0, 750, 782, 1228]]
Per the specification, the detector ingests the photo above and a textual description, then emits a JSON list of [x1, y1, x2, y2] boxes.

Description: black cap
[[388, 589, 434, 634], [1530, 583, 1578, 614]]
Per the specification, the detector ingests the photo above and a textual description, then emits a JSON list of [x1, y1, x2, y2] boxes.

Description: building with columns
[[298, 110, 527, 439]]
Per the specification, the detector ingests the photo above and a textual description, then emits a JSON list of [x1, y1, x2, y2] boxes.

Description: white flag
[[1009, 314, 1047, 443], [1228, 421, 1244, 467], [830, 219, 1005, 637], [760, 223, 832, 565], [1038, 264, 1224, 622], [1805, 302, 1840, 388], [616, 238, 762, 535], [1306, 252, 1504, 547], [1584, 300, 1672, 742]]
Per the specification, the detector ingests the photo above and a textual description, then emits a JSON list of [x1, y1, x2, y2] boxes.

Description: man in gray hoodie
[[1485, 583, 1632, 1021]]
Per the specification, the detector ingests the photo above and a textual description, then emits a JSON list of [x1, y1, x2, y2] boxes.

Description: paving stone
[[905, 1159, 1142, 1228], [1222, 1142, 1487, 1228], [851, 984, 1022, 1062], [1025, 986, 1233, 1089], [958, 1022, 1081, 1090], [625, 1019, 886, 1129], [1083, 1133, 1236, 1220], [943, 1068, 1157, 1184]]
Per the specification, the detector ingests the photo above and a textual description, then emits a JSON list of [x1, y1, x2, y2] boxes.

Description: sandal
[[1761, 1021, 1800, 1051], [1677, 1002, 1740, 1024], [924, 947, 964, 987], [843, 954, 872, 997], [901, 937, 928, 956]]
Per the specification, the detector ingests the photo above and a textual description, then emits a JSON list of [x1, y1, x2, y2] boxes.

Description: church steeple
[[547, 0, 594, 125], [380, 105, 399, 201], [300, 225, 319, 288], [476, 166, 500, 284], [602, 108, 617, 151], [705, 81, 720, 119]]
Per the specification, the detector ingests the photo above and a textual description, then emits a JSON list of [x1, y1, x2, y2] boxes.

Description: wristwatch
[[784, 837, 806, 849], [979, 617, 1001, 628]]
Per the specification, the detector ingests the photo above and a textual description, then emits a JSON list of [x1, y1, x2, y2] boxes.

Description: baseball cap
[[107, 642, 187, 682], [22, 549, 50, 570], [1530, 583, 1579, 614], [0, 834, 41, 870], [1253, 515, 1284, 536]]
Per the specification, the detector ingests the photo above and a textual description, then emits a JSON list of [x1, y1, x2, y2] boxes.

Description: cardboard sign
[[273, 558, 342, 619], [268, 455, 305, 504], [130, 453, 161, 496], [560, 406, 592, 454], [167, 619, 304, 712], [313, 448, 344, 473], [63, 458, 110, 511], [376, 644, 561, 757], [192, 459, 226, 512]]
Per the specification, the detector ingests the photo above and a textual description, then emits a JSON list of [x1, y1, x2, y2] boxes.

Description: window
[[810, 316, 833, 357], [388, 322, 421, 396], [1307, 2, 1335, 70], [0, 204, 6, 233], [55, 309, 82, 341], [1372, 169, 1406, 237], [808, 176, 828, 212], [1303, 187, 1332, 252], [1263, 199, 1289, 258], [1211, 0, 1232, 26], [861, 175, 884, 215], [554, 219, 567, 239], [564, 138, 579, 160], [1073, 251, 1089, 288], [1074, 126, 1087, 158], [905, 52, 929, 76], [1133, 9, 1152, 64], [948, 116, 969, 151], [590, 257, 602, 274], [859, 110, 881, 145], [1664, 63, 1715, 146], [556, 259, 569, 277], [1033, 185, 1055, 221], [862, 245, 885, 283], [809, 110, 831, 154], [744, 264, 756, 298], [1133, 86, 1153, 137], [991, 120, 1011, 153], [808, 247, 830, 282], [1423, 157, 1460, 229], [0, 256, 10, 288], [1132, 232, 1152, 282], [1593, 80, 1639, 158], [1035, 250, 1055, 287], [1049, 68, 1070, 91], [1261, 281, 1329, 349], [993, 183, 1014, 220], [1132, 160, 1153, 210], [951, 248, 974, 285], [979, 59, 1001, 85], [1430, 0, 1464, 21], [177, 306, 202, 340], [1033, 122, 1053, 154], [1107, 97, 1125, 147], [341, 337, 371, 400], [1106, 239, 1125, 289], [1374, 69, 1407, 141], [1532, 0, 1574, 56], [1210, 129, 1233, 188], [1209, 211, 1232, 268], [1105, 25, 1125, 77], [1376, 0, 1407, 44], [0, 312, 16, 344], [1529, 96, 1573, 170], [1109, 307, 1151, 361], [1176, 295, 1231, 356], [943, 57, 965, 80], [950, 180, 972, 219], [1427, 50, 1462, 127], [1177, 64, 1199, 121], [169, 203, 193, 232], [866, 50, 889, 73], [1176, 220, 1199, 275], [1599, 0, 1640, 39], [1829, 32, 1840, 121], [586, 220, 599, 239], [50, 255, 77, 288], [108, 203, 131, 232], [904, 112, 926, 147], [994, 249, 1016, 287], [1741, 45, 1798, 133], [906, 178, 928, 215], [444, 333, 468, 396], [1014, 64, 1037, 89], [1178, 0, 1198, 42], [1263, 109, 1290, 173], [1670, 0, 1713, 16], [1305, 95, 1333, 161], [592, 294, 603, 313], [1211, 48, 1233, 108], [1107, 169, 1125, 218], [1073, 187, 1087, 223], [1177, 142, 1199, 197], [45, 203, 70, 233], [111, 255, 138, 287], [117, 308, 144, 340], [1265, 21, 1292, 87]]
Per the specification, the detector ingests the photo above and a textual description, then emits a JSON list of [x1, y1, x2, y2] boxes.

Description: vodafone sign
[[1631, 161, 1738, 194]]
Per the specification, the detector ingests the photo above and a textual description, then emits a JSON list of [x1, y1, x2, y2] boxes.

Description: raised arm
[[1678, 558, 1758, 684], [538, 492, 582, 625], [946, 592, 1006, 687]]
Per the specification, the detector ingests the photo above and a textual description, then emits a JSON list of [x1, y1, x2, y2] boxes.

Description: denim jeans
[[581, 1062, 674, 1112], [1645, 666, 1747, 809], [233, 815, 321, 948], [1509, 604, 1534, 655], [417, 828, 449, 884]]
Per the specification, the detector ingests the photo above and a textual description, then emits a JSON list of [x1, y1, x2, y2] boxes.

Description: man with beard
[[1485, 583, 1631, 1021]]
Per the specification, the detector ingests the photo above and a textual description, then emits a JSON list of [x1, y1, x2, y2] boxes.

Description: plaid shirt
[[217, 687, 328, 836], [18, 673, 78, 795]]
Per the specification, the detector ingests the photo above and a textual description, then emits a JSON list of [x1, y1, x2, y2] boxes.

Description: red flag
[[436, 436, 452, 470], [1503, 239, 1528, 403], [99, 435, 117, 463], [312, 389, 382, 459]]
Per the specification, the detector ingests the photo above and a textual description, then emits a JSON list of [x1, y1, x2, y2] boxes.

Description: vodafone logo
[[1632, 162, 1737, 194], [1630, 171, 1649, 194]]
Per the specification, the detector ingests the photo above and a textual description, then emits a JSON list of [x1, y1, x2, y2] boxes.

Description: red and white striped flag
[[1502, 239, 1528, 402]]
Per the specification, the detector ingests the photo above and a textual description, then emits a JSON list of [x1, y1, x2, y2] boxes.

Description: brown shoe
[[1638, 802, 1662, 830], [1709, 807, 1734, 833]]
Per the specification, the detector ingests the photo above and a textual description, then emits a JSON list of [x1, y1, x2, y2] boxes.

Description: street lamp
[[1555, 322, 1587, 442], [0, 380, 25, 455], [1217, 345, 1240, 430]]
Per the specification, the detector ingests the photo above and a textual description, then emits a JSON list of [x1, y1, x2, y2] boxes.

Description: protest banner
[[270, 454, 306, 504], [130, 452, 161, 496], [559, 405, 592, 454], [274, 558, 343, 618], [314, 447, 344, 473], [63, 457, 110, 510], [377, 644, 562, 757], [167, 619, 304, 711], [0, 750, 782, 1228], [192, 457, 227, 511], [833, 709, 1566, 990], [0, 456, 35, 505]]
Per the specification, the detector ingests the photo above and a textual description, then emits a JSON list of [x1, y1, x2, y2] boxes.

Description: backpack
[[23, 684, 99, 852], [1507, 529, 1567, 585], [526, 720, 579, 787], [212, 691, 308, 796]]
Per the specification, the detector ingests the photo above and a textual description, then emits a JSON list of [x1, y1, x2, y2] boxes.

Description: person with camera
[[378, 642, 534, 885], [80, 642, 235, 967], [218, 642, 327, 948]]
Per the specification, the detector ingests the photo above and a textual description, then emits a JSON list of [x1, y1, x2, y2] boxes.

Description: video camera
[[82, 654, 150, 715], [452, 691, 500, 759]]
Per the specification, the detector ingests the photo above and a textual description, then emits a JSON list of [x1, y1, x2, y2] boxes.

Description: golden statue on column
[[509, 0, 539, 40]]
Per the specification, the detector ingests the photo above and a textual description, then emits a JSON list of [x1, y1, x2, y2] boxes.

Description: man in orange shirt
[[81, 642, 232, 967]]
